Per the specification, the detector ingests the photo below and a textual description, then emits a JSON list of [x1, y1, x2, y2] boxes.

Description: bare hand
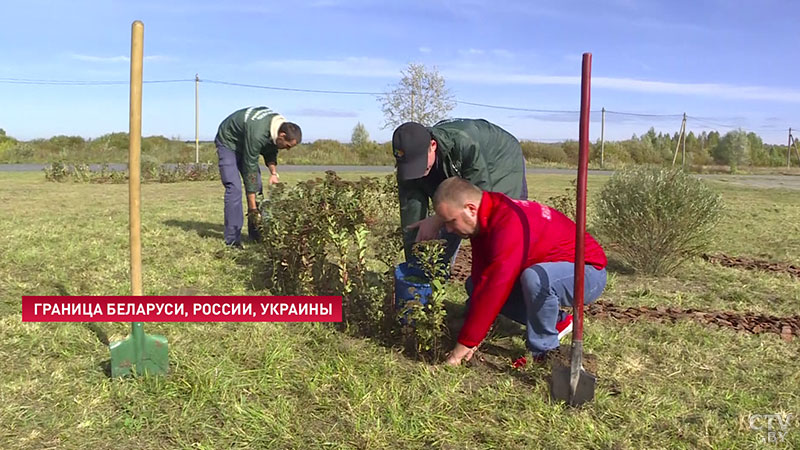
[[444, 343, 477, 366], [406, 215, 444, 242], [269, 174, 280, 185]]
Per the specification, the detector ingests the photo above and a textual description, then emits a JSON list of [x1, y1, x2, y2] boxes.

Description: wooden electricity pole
[[600, 107, 605, 168], [681, 113, 687, 168], [672, 113, 687, 167], [195, 74, 200, 164]]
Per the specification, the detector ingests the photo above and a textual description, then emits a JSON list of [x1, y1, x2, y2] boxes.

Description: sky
[[1, 0, 799, 144]]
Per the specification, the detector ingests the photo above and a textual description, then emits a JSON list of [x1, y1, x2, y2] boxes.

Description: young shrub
[[595, 167, 723, 275], [256, 171, 401, 339], [43, 161, 69, 182], [399, 240, 450, 356], [546, 178, 577, 221]]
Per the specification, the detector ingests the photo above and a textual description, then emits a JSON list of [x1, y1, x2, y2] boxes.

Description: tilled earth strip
[[587, 301, 798, 341], [703, 253, 800, 277]]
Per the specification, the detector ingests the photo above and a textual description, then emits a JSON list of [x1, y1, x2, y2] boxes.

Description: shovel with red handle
[[550, 52, 596, 407]]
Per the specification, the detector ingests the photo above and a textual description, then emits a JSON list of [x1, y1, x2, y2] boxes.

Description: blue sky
[[1, 0, 798, 144]]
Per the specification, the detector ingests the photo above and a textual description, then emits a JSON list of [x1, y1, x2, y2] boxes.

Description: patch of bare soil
[[450, 242, 472, 282]]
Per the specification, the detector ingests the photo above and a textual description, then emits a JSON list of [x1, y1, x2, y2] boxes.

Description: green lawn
[[1, 171, 798, 449]]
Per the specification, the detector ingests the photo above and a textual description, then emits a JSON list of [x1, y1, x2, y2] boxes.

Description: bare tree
[[378, 63, 456, 129]]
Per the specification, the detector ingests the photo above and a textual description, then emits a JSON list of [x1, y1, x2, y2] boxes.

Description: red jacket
[[458, 191, 607, 348]]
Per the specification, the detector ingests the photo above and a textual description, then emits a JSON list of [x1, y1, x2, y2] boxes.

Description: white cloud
[[70, 54, 129, 63], [419, 47, 432, 53], [252, 57, 400, 78], [289, 108, 358, 118], [310, 0, 341, 6], [458, 48, 485, 56], [444, 70, 800, 103], [594, 76, 800, 102], [69, 53, 174, 63], [143, 55, 174, 62], [253, 55, 800, 103], [492, 49, 514, 58]]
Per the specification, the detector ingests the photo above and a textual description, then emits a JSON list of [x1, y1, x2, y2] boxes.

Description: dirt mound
[[703, 253, 800, 278], [450, 241, 472, 282], [588, 301, 799, 342]]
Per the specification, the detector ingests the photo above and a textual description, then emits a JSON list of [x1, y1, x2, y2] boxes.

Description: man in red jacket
[[432, 177, 608, 366]]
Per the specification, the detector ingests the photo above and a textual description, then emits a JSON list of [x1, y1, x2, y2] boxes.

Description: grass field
[[1, 171, 798, 449]]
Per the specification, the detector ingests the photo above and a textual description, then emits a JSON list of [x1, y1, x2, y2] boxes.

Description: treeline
[[0, 127, 792, 170], [0, 130, 217, 164], [522, 128, 790, 170]]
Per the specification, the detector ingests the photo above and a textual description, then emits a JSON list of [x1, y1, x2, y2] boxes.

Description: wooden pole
[[129, 20, 144, 296], [672, 114, 686, 167], [681, 113, 687, 168], [195, 74, 200, 164], [789, 128, 793, 169], [600, 107, 605, 168]]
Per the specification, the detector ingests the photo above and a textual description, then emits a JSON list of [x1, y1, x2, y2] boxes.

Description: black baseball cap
[[392, 122, 432, 180]]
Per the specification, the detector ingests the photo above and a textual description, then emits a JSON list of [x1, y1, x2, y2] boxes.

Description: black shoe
[[226, 241, 244, 250]]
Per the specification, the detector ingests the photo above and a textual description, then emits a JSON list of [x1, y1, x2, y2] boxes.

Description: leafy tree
[[706, 131, 720, 158], [713, 129, 750, 169], [351, 122, 370, 148], [746, 131, 767, 166]]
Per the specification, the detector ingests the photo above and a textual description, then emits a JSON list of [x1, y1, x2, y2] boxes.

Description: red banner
[[21, 296, 342, 322]]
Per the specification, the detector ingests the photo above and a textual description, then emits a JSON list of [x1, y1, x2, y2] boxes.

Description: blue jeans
[[466, 262, 607, 354], [216, 139, 262, 245]]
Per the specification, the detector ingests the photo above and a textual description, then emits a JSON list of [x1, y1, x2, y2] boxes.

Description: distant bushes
[[0, 132, 218, 164], [279, 139, 396, 166], [43, 161, 219, 183]]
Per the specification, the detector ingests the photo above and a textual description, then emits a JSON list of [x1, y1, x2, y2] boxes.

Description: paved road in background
[[3, 164, 799, 190]]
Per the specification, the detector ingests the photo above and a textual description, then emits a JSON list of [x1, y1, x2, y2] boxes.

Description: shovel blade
[[550, 359, 596, 407], [109, 333, 169, 377]]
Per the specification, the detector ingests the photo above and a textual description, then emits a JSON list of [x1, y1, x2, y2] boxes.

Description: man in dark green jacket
[[215, 106, 302, 247], [392, 118, 528, 262]]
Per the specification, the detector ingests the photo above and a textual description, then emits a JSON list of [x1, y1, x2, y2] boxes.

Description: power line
[[456, 100, 579, 113], [687, 116, 742, 129], [0, 77, 193, 85], [202, 79, 383, 95], [605, 110, 683, 118]]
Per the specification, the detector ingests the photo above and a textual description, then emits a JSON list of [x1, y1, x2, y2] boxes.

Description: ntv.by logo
[[749, 413, 794, 445]]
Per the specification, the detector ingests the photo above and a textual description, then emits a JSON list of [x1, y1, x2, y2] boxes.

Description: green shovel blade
[[109, 322, 168, 377]]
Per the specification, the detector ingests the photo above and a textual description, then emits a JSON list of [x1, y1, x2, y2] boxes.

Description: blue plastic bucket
[[394, 262, 432, 323]]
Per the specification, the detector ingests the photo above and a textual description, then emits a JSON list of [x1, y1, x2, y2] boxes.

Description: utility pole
[[600, 107, 605, 168], [672, 113, 687, 167], [789, 128, 793, 169], [791, 130, 800, 168], [195, 74, 200, 164], [681, 112, 687, 168]]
